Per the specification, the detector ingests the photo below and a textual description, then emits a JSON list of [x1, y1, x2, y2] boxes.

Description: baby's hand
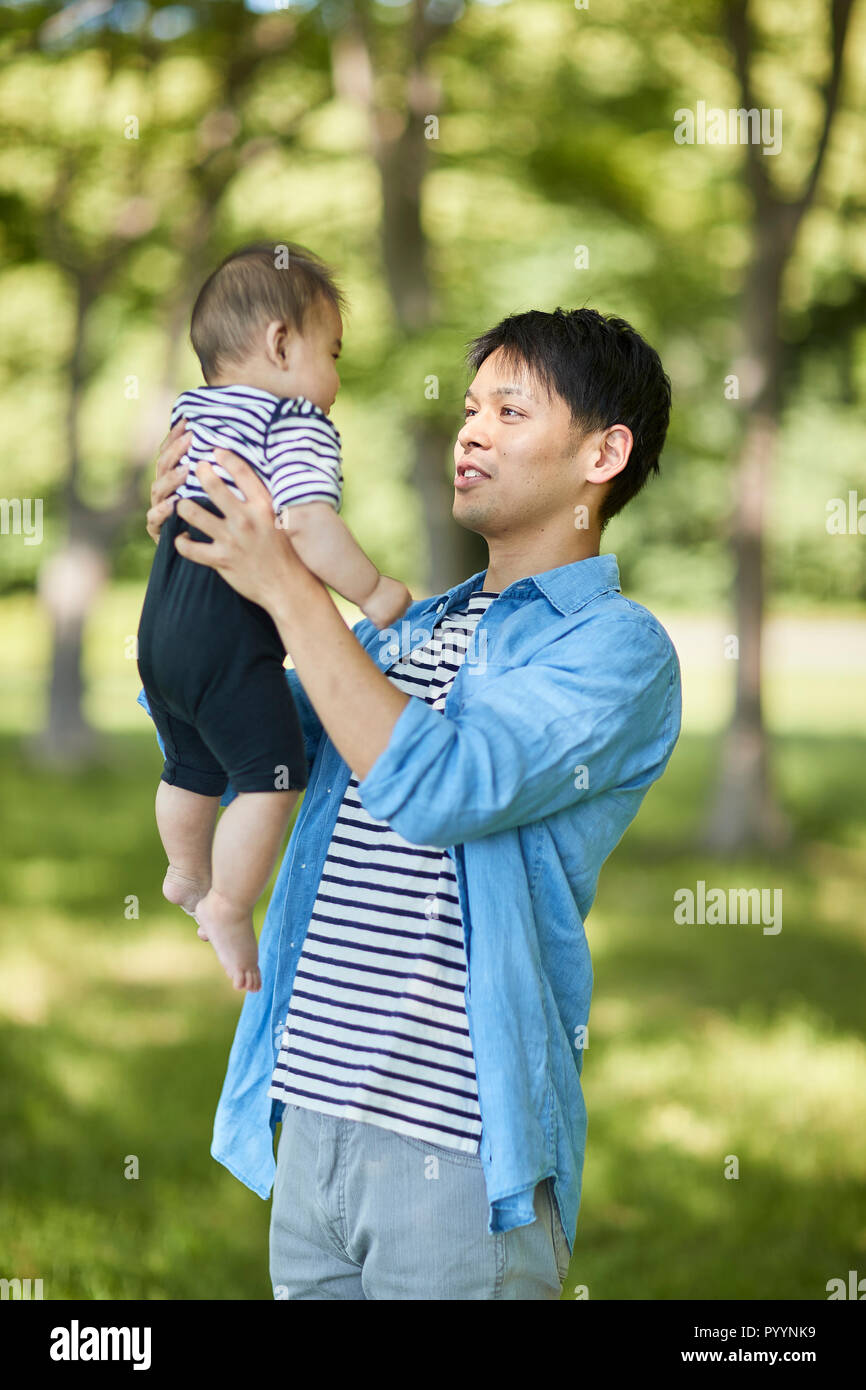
[[362, 575, 412, 629]]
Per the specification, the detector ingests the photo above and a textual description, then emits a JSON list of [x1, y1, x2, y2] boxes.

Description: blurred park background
[[0, 0, 864, 1299]]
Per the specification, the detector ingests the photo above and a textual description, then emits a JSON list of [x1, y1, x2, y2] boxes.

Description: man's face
[[453, 348, 589, 539]]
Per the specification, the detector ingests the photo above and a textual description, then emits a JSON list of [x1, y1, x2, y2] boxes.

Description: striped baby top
[[268, 587, 500, 1153], [171, 384, 343, 515]]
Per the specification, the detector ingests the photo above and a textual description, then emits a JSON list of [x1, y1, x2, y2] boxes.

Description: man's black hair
[[466, 307, 671, 528]]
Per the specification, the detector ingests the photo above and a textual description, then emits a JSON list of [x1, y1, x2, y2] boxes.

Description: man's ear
[[585, 424, 633, 486]]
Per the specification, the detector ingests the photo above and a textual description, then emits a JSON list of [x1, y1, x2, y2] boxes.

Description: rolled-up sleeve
[[356, 617, 681, 847]]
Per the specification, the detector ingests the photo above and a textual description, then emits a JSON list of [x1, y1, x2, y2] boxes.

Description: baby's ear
[[264, 318, 292, 363]]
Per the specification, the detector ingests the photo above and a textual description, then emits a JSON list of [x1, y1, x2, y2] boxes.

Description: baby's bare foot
[[163, 866, 209, 919], [194, 888, 261, 992]]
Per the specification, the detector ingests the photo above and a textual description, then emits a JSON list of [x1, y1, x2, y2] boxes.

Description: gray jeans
[[269, 1102, 572, 1300]]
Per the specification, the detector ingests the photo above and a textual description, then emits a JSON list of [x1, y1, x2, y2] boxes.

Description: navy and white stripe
[[171, 385, 343, 515], [268, 589, 499, 1153]]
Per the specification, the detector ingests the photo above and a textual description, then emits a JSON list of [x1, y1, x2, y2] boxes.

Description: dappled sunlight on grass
[[0, 913, 238, 1022], [589, 1005, 866, 1175], [0, 715, 864, 1297]]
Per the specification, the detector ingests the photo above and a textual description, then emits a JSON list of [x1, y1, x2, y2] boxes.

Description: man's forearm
[[267, 562, 409, 781]]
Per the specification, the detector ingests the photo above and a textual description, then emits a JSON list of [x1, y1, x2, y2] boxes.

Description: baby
[[136, 241, 411, 992]]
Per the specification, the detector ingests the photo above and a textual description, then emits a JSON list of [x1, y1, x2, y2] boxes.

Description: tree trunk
[[30, 23, 284, 766], [335, 5, 487, 594], [704, 226, 792, 852], [30, 535, 109, 767], [704, 0, 854, 853], [704, 408, 791, 851]]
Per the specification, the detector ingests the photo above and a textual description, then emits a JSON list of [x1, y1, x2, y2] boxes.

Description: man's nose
[[457, 418, 488, 449]]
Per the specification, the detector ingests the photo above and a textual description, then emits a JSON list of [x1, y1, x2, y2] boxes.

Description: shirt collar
[[421, 553, 621, 618]]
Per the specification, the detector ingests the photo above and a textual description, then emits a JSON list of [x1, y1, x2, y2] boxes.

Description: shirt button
[[301, 863, 306, 868], [436, 602, 444, 612]]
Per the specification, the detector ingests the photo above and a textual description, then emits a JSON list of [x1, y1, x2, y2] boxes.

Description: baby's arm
[[279, 502, 410, 629]]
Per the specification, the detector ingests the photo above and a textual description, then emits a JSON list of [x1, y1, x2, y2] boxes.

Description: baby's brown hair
[[190, 241, 345, 384]]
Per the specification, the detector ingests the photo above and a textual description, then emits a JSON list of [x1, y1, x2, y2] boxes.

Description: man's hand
[[147, 418, 191, 544], [173, 447, 320, 612]]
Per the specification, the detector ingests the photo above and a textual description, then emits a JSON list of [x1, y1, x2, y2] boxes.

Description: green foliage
[[0, 0, 864, 604]]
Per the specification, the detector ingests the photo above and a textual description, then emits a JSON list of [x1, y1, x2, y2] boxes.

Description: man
[[139, 306, 681, 1300]]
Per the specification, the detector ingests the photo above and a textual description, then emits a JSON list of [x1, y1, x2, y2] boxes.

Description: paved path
[[653, 613, 866, 671]]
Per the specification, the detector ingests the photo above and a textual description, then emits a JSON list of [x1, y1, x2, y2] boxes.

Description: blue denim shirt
[[136, 552, 681, 1253]]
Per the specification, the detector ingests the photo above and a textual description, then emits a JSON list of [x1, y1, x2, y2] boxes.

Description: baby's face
[[283, 298, 343, 414]]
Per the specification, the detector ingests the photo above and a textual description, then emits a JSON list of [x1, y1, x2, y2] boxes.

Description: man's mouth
[[455, 460, 491, 488]]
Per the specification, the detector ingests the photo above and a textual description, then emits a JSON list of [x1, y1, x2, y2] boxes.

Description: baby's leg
[[155, 781, 221, 916], [194, 789, 299, 992]]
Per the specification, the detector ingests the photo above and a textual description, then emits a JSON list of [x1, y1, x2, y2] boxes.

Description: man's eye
[[502, 407, 521, 417], [464, 407, 476, 417]]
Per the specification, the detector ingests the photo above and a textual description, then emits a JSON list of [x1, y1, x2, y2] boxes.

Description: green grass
[[577, 733, 866, 1300], [0, 731, 284, 1299], [1, 726, 864, 1299]]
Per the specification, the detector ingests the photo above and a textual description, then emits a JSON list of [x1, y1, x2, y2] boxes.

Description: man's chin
[[452, 496, 489, 534]]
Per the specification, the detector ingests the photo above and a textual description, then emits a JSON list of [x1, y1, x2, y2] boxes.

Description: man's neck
[[482, 529, 602, 593]]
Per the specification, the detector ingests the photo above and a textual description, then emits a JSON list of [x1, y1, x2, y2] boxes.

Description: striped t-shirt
[[171, 384, 343, 515], [267, 588, 499, 1153]]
